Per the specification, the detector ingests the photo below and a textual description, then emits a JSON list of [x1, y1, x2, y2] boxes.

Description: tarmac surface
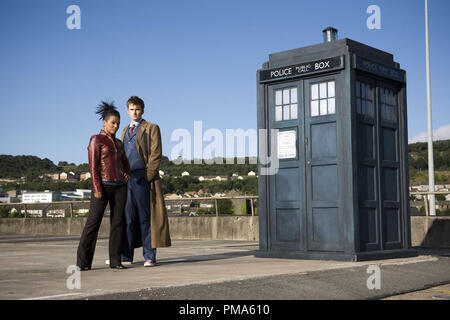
[[0, 234, 449, 300]]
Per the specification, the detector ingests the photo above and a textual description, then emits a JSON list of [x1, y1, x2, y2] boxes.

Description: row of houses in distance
[[179, 171, 257, 181], [41, 172, 91, 182], [38, 170, 258, 182], [20, 189, 229, 204], [409, 183, 450, 201], [0, 170, 258, 204], [2, 189, 249, 217], [1, 186, 232, 205], [0, 172, 92, 184], [0, 189, 91, 204], [0, 170, 258, 188]]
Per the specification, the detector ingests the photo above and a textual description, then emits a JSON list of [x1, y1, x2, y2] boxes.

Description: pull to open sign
[[259, 56, 343, 82]]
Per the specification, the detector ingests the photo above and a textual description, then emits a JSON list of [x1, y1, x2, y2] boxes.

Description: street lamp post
[[425, 0, 436, 216]]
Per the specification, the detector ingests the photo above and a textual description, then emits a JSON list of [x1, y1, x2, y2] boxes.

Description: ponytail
[[95, 101, 120, 121]]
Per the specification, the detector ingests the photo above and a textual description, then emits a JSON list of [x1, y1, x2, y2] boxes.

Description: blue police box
[[256, 28, 417, 261]]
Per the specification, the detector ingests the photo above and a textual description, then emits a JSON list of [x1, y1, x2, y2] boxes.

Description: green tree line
[[0, 155, 58, 179], [409, 140, 450, 171], [0, 155, 257, 179], [159, 156, 257, 177]]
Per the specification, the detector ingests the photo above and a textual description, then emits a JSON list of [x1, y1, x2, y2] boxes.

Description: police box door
[[268, 80, 306, 251], [304, 75, 344, 252]]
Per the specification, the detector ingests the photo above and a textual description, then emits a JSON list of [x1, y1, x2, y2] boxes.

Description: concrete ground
[[0, 235, 449, 300], [382, 283, 450, 300]]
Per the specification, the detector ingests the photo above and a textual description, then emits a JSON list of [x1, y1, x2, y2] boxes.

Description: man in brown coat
[[120, 96, 171, 267]]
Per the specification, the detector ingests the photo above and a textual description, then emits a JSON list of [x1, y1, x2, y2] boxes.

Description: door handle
[[307, 160, 311, 165]]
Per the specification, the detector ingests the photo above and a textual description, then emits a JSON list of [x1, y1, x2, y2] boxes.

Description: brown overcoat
[[121, 119, 171, 248]]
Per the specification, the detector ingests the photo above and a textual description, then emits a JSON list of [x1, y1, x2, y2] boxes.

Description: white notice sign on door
[[277, 130, 297, 159]]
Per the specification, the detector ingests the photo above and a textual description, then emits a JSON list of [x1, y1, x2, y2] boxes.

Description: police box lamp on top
[[322, 27, 338, 42]]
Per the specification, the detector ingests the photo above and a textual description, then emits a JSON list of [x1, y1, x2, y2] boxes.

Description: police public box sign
[[259, 56, 343, 83], [353, 55, 406, 83]]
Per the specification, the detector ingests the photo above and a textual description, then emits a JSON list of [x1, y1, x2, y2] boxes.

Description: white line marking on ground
[[20, 293, 83, 300]]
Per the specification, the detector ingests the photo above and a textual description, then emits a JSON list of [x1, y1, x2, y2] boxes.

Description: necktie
[[129, 125, 135, 137]]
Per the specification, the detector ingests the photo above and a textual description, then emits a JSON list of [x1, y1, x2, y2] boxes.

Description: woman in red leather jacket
[[76, 102, 131, 271]]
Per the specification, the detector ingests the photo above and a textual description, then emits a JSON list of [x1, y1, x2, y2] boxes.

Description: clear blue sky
[[1, 0, 449, 165]]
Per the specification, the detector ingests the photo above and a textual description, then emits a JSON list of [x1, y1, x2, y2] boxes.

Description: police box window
[[275, 87, 298, 122], [311, 81, 335, 117], [380, 88, 397, 123], [356, 81, 374, 118]]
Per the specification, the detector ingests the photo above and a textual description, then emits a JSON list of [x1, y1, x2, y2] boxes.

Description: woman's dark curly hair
[[95, 101, 120, 121]]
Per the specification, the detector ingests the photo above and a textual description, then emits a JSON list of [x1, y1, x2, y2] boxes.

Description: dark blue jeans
[[121, 172, 156, 262]]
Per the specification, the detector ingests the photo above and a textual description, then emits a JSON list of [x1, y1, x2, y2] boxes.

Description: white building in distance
[[61, 189, 91, 201], [22, 191, 60, 203], [80, 172, 91, 181]]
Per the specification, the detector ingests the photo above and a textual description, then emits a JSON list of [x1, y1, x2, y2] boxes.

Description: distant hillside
[[409, 139, 450, 171], [0, 154, 258, 180], [0, 155, 58, 179]]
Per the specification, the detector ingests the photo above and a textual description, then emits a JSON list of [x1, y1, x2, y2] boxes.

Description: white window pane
[[275, 106, 282, 121], [290, 104, 298, 119], [311, 100, 319, 117], [357, 98, 362, 114], [275, 90, 282, 106], [290, 88, 297, 103], [283, 105, 290, 120], [283, 89, 290, 105], [361, 83, 366, 99], [320, 99, 327, 115], [328, 98, 335, 114], [356, 81, 361, 97], [320, 82, 327, 99], [328, 81, 335, 98], [311, 84, 319, 100], [361, 100, 366, 115]]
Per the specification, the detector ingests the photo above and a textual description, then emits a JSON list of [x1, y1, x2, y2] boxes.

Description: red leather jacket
[[88, 130, 131, 193]]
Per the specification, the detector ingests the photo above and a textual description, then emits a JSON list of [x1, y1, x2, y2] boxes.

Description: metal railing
[[409, 191, 450, 217], [0, 201, 89, 218], [0, 196, 259, 218], [3, 192, 447, 218], [165, 196, 259, 216]]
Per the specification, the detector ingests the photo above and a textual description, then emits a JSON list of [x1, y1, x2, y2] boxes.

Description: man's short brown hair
[[127, 96, 145, 109]]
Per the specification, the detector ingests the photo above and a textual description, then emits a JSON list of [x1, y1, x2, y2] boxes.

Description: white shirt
[[130, 118, 143, 128]]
